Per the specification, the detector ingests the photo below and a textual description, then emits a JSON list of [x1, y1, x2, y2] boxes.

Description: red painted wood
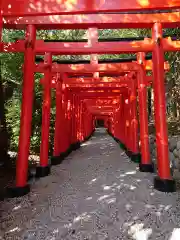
[[36, 62, 142, 74], [53, 74, 65, 156], [152, 23, 172, 180], [3, 12, 180, 29], [137, 53, 151, 165], [2, 39, 175, 64], [3, 39, 154, 54], [129, 80, 139, 154], [69, 86, 128, 91], [16, 25, 36, 187], [2, 0, 180, 17], [34, 61, 169, 75], [39, 53, 52, 167]]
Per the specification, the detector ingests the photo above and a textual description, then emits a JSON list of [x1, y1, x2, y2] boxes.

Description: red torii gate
[[0, 0, 179, 197], [2, 38, 180, 54], [39, 56, 171, 177], [62, 73, 149, 161]]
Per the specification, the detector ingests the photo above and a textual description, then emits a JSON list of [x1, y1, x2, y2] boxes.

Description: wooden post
[[9, 25, 36, 197], [36, 53, 52, 177], [152, 23, 175, 192]]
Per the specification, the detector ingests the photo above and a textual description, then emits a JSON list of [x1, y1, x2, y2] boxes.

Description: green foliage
[[5, 97, 21, 150], [1, 28, 180, 154]]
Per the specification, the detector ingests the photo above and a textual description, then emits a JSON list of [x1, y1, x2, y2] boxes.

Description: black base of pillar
[[71, 143, 75, 151], [67, 146, 73, 155], [154, 176, 176, 192], [114, 137, 119, 143], [139, 163, 154, 173], [51, 155, 65, 166], [7, 184, 30, 198], [131, 153, 141, 163], [126, 150, 133, 158], [84, 135, 91, 141], [76, 141, 81, 149], [87, 135, 91, 140], [71, 141, 81, 151], [35, 165, 50, 178]]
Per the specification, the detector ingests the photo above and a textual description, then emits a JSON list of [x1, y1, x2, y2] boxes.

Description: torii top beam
[[1, 0, 180, 16], [3, 12, 180, 29]]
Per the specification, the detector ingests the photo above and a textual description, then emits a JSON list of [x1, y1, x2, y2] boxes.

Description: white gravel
[[0, 128, 180, 240]]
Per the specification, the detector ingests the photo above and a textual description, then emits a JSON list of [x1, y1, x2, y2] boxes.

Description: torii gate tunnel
[[1, 0, 180, 197]]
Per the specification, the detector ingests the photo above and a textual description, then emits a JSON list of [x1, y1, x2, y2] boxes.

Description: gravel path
[[1, 128, 180, 240]]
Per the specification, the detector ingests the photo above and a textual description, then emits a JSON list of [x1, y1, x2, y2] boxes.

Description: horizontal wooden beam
[[3, 12, 180, 29], [36, 62, 139, 74], [66, 83, 129, 88], [36, 61, 169, 74], [70, 86, 128, 91], [67, 73, 127, 77], [36, 54, 153, 64], [2, 0, 180, 17], [77, 92, 122, 98], [2, 39, 154, 54], [63, 76, 152, 85], [2, 39, 179, 57], [64, 76, 128, 84], [66, 82, 151, 89], [85, 99, 120, 105], [90, 111, 113, 115], [89, 106, 115, 109]]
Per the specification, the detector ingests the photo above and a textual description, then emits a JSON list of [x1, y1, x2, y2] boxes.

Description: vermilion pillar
[[79, 101, 84, 142], [77, 96, 81, 142], [74, 95, 81, 148], [124, 93, 130, 150], [64, 89, 72, 153], [129, 79, 141, 162], [125, 91, 137, 157], [109, 115, 113, 135], [36, 53, 52, 177], [92, 115, 95, 132], [8, 25, 36, 197], [51, 74, 65, 165], [71, 94, 81, 150], [68, 92, 73, 149], [82, 102, 86, 140], [62, 88, 71, 155], [113, 108, 116, 138], [71, 94, 75, 143], [0, 16, 2, 51], [152, 23, 175, 192], [114, 105, 119, 141], [137, 53, 154, 172], [118, 95, 126, 150], [53, 74, 62, 157]]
